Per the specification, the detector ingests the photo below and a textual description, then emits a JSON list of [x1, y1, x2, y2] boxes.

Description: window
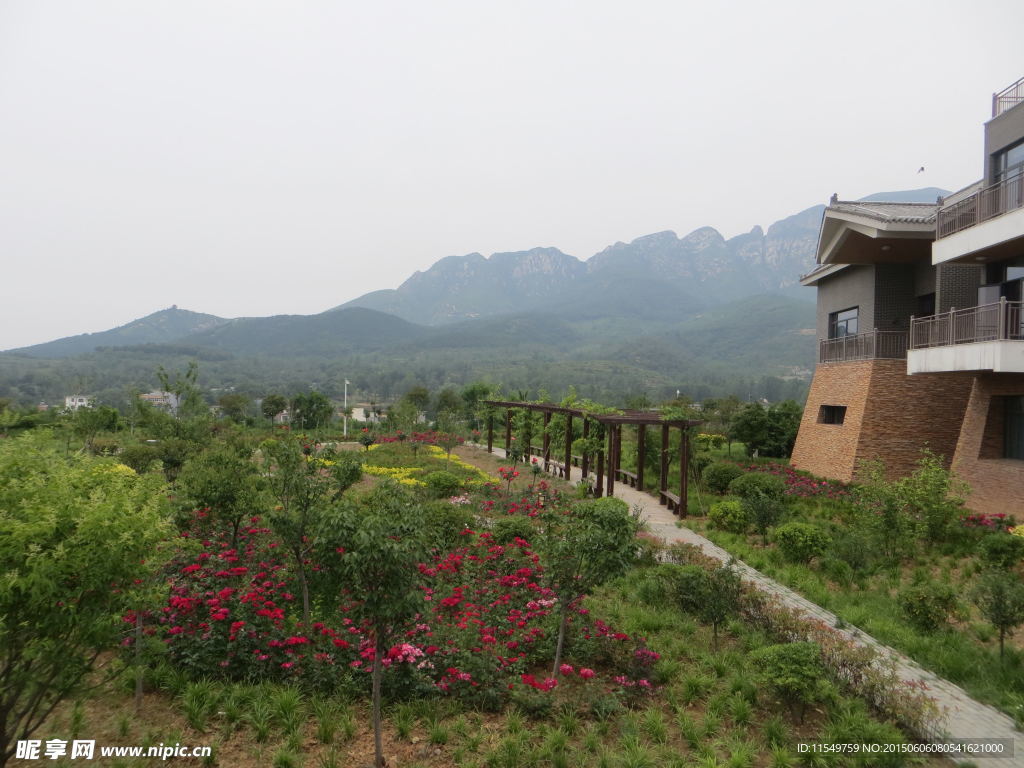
[[828, 307, 858, 338], [1005, 396, 1024, 460], [994, 139, 1024, 184], [818, 405, 847, 425]]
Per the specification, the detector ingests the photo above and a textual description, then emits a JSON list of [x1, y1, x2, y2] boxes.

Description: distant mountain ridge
[[2, 188, 947, 366]]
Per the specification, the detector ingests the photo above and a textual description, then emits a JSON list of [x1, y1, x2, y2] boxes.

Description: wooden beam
[[504, 409, 512, 454], [486, 413, 494, 453], [542, 412, 551, 472], [679, 427, 689, 517], [564, 413, 573, 481], [660, 424, 669, 495], [581, 418, 590, 479], [636, 424, 646, 491], [595, 445, 604, 498], [606, 424, 616, 497]]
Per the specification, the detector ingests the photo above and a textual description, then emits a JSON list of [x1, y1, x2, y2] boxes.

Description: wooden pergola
[[482, 400, 701, 515]]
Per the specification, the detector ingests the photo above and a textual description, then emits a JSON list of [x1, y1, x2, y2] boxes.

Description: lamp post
[[343, 379, 350, 438]]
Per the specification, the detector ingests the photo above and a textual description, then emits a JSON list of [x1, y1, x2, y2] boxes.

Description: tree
[[540, 497, 639, 676], [461, 381, 493, 429], [750, 642, 827, 723], [434, 387, 461, 421], [972, 572, 1024, 659], [0, 434, 169, 767], [290, 391, 333, 431], [176, 443, 267, 546], [261, 393, 288, 421], [730, 401, 802, 458], [700, 562, 743, 650], [217, 393, 251, 424], [403, 386, 430, 412], [71, 405, 120, 452], [315, 484, 429, 768]]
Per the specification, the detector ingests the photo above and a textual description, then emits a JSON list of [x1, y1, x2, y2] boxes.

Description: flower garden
[[3, 430, 959, 768]]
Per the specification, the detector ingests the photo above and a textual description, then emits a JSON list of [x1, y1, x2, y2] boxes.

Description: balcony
[[908, 300, 1024, 373], [993, 75, 1024, 118], [934, 173, 1024, 264], [819, 330, 907, 364]]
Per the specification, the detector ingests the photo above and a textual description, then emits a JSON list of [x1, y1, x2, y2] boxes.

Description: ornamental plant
[[0, 434, 170, 767], [897, 580, 958, 633], [703, 461, 744, 495], [708, 500, 749, 533], [773, 522, 831, 564], [750, 642, 828, 723], [971, 571, 1024, 659]]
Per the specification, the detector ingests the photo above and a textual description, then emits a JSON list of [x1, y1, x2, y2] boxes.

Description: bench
[[659, 490, 683, 515], [616, 469, 638, 488]]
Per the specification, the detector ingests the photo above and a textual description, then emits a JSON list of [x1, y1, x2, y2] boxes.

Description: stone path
[[472, 445, 1022, 766]]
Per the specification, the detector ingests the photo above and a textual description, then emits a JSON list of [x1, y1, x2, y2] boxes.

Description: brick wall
[[874, 264, 918, 331], [952, 373, 1024, 514], [792, 360, 973, 482], [936, 263, 982, 312]]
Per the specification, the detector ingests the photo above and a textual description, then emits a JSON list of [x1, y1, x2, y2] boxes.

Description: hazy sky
[[2, 1, 1023, 350]]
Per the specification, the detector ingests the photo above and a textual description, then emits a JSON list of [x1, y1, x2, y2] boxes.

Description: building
[[138, 391, 181, 415], [791, 75, 1024, 514], [64, 395, 94, 411]]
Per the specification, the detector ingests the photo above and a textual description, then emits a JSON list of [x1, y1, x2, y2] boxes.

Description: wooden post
[[606, 423, 616, 497], [636, 424, 646, 491], [486, 413, 494, 453], [564, 413, 573, 481], [542, 411, 551, 472], [679, 426, 689, 517], [595, 433, 604, 498], [504, 409, 512, 454], [659, 424, 669, 497], [581, 418, 590, 479]]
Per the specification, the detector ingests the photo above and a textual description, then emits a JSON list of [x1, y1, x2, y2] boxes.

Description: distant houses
[[138, 391, 180, 415], [63, 395, 93, 411]]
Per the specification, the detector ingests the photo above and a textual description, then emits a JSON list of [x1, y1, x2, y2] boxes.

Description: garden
[[0, 423, 957, 768]]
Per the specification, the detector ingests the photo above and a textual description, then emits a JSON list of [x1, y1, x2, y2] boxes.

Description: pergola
[[482, 400, 701, 515]]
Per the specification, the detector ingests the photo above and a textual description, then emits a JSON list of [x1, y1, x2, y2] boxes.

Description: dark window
[[1005, 396, 1024, 460], [915, 293, 935, 317], [819, 405, 847, 425], [828, 307, 858, 339]]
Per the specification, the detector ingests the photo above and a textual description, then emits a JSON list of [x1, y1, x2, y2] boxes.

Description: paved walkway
[[471, 445, 1022, 766]]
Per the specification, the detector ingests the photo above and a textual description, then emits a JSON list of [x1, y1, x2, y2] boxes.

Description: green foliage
[[851, 460, 922, 564], [290, 391, 334, 430], [728, 471, 786, 502], [730, 401, 802, 458], [703, 462, 744, 494], [261, 393, 288, 420], [899, 450, 967, 543], [749, 642, 826, 722], [176, 443, 267, 543], [491, 515, 535, 544], [118, 443, 161, 473], [708, 500, 749, 534], [423, 470, 463, 499], [897, 580, 958, 633], [773, 522, 831, 564], [742, 491, 785, 546], [971, 571, 1024, 659], [421, 500, 476, 548], [0, 433, 170, 765], [978, 533, 1024, 571], [662, 564, 712, 615]]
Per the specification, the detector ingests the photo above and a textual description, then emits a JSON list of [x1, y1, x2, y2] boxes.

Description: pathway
[[472, 445, 1022, 767]]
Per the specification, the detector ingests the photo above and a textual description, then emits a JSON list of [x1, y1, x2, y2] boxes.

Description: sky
[[1, 0, 1023, 350]]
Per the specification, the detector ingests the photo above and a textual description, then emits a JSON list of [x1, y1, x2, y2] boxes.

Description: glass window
[[828, 307, 858, 338], [995, 140, 1024, 182], [1005, 396, 1024, 460], [819, 405, 847, 425]]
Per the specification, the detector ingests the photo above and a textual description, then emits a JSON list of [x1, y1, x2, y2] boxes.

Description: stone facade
[[792, 360, 974, 482], [951, 373, 1024, 514]]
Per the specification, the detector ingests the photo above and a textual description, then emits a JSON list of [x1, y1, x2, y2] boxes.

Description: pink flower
[[559, 664, 574, 676], [579, 668, 595, 679]]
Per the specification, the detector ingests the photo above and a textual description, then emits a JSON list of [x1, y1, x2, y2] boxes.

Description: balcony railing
[[994, 75, 1024, 117], [909, 299, 1024, 349], [819, 330, 908, 363], [936, 172, 1024, 238]]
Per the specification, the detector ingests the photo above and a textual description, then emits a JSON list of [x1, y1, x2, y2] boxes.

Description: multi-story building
[[791, 75, 1024, 514]]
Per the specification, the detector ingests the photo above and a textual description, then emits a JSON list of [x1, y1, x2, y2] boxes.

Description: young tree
[[315, 485, 429, 768], [540, 497, 639, 676], [290, 391, 333, 431], [261, 393, 288, 421], [700, 562, 743, 650], [972, 572, 1024, 660], [217, 393, 251, 424], [0, 434, 169, 767], [176, 443, 267, 545]]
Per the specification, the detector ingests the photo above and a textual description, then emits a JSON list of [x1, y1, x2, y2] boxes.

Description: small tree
[[261, 393, 288, 421], [176, 443, 267, 545], [0, 434, 169, 766], [540, 497, 639, 676], [750, 642, 827, 723], [315, 484, 429, 768], [701, 562, 743, 650], [972, 572, 1024, 660]]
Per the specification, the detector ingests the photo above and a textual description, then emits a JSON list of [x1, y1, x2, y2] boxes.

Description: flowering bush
[[963, 511, 1012, 531], [740, 462, 851, 500]]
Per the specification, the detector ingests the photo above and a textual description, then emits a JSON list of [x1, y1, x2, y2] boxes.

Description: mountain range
[[0, 188, 947, 404]]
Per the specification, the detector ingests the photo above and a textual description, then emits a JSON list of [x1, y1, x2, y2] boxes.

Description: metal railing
[[818, 330, 908, 363], [909, 299, 1024, 349], [936, 172, 1024, 238], [994, 75, 1024, 117]]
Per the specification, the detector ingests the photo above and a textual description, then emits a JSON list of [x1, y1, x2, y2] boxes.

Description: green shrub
[[118, 444, 160, 473], [572, 496, 630, 517], [818, 557, 854, 587], [773, 522, 831, 564], [661, 564, 709, 615], [749, 642, 827, 723], [728, 471, 786, 502], [423, 501, 477, 548], [977, 533, 1024, 571], [703, 462, 745, 495], [897, 580, 958, 633], [423, 470, 463, 499], [491, 515, 535, 544], [708, 500, 749, 533]]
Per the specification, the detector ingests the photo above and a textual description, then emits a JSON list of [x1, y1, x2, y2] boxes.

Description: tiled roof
[[828, 200, 938, 225]]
